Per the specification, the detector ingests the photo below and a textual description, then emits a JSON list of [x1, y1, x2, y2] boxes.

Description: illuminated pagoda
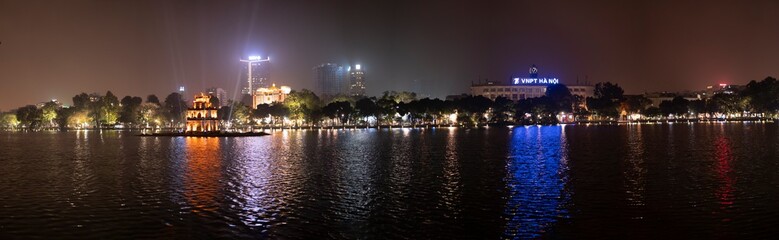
[[186, 93, 220, 132]]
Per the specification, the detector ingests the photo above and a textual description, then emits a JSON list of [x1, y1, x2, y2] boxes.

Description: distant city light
[[355, 64, 361, 70]]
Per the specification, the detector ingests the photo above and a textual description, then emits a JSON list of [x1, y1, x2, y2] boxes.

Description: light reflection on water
[[2, 124, 779, 238], [503, 126, 571, 239], [183, 137, 222, 216], [624, 125, 647, 215]]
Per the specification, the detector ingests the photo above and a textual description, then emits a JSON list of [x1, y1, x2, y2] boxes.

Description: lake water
[[1, 124, 779, 239]]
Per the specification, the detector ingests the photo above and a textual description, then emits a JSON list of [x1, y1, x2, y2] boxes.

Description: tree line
[[2, 77, 779, 130]]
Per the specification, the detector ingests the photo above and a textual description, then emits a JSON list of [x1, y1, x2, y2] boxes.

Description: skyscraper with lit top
[[240, 56, 271, 95], [348, 64, 366, 96]]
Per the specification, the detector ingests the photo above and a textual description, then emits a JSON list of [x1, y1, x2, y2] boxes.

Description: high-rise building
[[240, 56, 271, 95], [313, 63, 348, 99], [205, 87, 227, 107], [348, 64, 366, 96]]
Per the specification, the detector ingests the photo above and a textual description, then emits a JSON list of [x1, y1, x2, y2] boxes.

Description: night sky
[[2, 0, 779, 110]]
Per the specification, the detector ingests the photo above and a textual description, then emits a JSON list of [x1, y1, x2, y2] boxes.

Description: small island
[[138, 131, 270, 137], [139, 93, 269, 137]]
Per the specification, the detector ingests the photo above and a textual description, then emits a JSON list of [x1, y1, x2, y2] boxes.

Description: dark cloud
[[1, 0, 778, 110]]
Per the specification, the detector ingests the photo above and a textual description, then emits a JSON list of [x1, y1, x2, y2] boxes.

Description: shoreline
[[1, 119, 776, 133]]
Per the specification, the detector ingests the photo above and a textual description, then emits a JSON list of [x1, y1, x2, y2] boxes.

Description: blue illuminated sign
[[513, 77, 560, 85]]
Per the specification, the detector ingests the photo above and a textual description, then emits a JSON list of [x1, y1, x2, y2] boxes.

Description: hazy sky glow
[[1, 0, 779, 110]]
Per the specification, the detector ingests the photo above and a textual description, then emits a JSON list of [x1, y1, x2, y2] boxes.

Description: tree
[[138, 103, 162, 127], [355, 97, 379, 126], [585, 82, 626, 119], [545, 84, 573, 113], [208, 95, 220, 107], [97, 91, 121, 125], [72, 93, 90, 109], [742, 77, 779, 114], [16, 105, 41, 129], [381, 91, 417, 104], [455, 95, 493, 125], [644, 107, 662, 118], [688, 99, 706, 116], [622, 95, 652, 114], [284, 89, 322, 125], [147, 95, 161, 105], [253, 103, 288, 126], [223, 101, 250, 127], [515, 96, 556, 124], [40, 101, 59, 128], [67, 110, 92, 128], [328, 94, 356, 105], [0, 112, 19, 129], [377, 97, 398, 126], [163, 92, 187, 125], [254, 104, 273, 123], [492, 96, 515, 123], [55, 107, 74, 130], [659, 96, 690, 117], [322, 101, 353, 126], [270, 103, 290, 126], [594, 82, 625, 101], [305, 107, 324, 127], [709, 93, 747, 116], [119, 96, 143, 125]]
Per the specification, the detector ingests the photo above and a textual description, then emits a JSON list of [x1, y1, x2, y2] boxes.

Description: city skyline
[[2, 0, 779, 111]]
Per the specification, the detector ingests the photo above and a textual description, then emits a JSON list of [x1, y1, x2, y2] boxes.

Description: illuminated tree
[[67, 110, 92, 128], [138, 102, 162, 127], [98, 91, 121, 125], [284, 89, 322, 125], [40, 101, 59, 128], [0, 112, 19, 129]]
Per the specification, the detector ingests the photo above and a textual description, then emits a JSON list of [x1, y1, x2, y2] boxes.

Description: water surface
[[1, 124, 778, 239]]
